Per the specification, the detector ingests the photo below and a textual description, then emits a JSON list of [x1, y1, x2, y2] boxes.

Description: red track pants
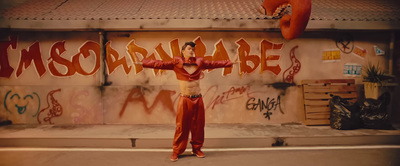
[[172, 96, 205, 155]]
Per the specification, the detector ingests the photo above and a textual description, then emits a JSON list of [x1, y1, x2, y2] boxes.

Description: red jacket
[[142, 57, 232, 81]]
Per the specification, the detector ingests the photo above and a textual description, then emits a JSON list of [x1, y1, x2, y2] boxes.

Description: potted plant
[[362, 63, 396, 99]]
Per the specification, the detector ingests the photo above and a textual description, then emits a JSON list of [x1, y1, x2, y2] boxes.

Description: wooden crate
[[302, 79, 357, 126]]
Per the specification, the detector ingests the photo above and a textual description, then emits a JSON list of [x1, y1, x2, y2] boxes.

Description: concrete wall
[[0, 31, 393, 124]]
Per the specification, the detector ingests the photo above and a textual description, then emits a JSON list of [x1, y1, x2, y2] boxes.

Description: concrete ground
[[1, 146, 399, 166]]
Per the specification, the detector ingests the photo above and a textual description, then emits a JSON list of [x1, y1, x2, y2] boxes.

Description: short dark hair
[[182, 41, 196, 50]]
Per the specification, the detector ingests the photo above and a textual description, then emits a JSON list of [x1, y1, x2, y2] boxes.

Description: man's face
[[182, 45, 195, 59]]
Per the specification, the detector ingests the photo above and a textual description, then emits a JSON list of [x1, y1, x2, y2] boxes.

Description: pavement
[[1, 123, 400, 149]]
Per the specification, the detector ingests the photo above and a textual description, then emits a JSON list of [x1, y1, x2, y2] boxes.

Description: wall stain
[[117, 34, 130, 38], [131, 138, 136, 147], [270, 82, 295, 91], [50, 125, 79, 130], [272, 137, 287, 146], [269, 82, 295, 96], [281, 122, 302, 126]]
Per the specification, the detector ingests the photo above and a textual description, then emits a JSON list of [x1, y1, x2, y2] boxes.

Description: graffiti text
[[246, 96, 282, 120]]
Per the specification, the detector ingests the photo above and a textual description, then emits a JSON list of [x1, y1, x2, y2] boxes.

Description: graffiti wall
[[0, 31, 390, 124]]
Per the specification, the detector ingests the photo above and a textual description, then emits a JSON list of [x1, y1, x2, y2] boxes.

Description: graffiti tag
[[246, 96, 282, 120], [282, 46, 301, 83], [119, 88, 177, 117], [204, 85, 251, 110], [335, 33, 354, 54], [37, 89, 62, 124]]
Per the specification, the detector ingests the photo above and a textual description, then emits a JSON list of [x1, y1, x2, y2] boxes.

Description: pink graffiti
[[204, 85, 251, 110], [282, 46, 301, 83], [70, 90, 101, 124], [37, 89, 62, 124]]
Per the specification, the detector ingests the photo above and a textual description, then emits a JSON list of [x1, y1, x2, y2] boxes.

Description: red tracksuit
[[173, 95, 205, 154], [143, 56, 232, 154]]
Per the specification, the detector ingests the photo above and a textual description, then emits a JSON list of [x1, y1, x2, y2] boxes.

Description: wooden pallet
[[302, 79, 357, 126]]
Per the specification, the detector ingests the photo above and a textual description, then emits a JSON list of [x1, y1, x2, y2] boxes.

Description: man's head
[[181, 41, 196, 59]]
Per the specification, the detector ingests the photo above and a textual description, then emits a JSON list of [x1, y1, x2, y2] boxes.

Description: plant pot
[[364, 82, 397, 99], [364, 82, 380, 99]]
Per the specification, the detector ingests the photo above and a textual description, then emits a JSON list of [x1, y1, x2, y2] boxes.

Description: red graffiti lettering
[[119, 88, 177, 117], [106, 41, 132, 74], [48, 41, 100, 76], [16, 41, 46, 77], [155, 39, 181, 61], [0, 36, 299, 78], [148, 52, 165, 76], [72, 41, 101, 75], [0, 36, 17, 78], [261, 40, 283, 75], [126, 39, 148, 74], [236, 39, 260, 75], [210, 40, 232, 75], [48, 41, 76, 76], [195, 37, 230, 74], [194, 37, 206, 58], [153, 39, 181, 75], [169, 39, 181, 58]]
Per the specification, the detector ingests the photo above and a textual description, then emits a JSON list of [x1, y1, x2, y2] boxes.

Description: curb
[[1, 135, 400, 149]]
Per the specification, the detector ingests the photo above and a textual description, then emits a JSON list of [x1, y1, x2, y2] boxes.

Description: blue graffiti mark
[[24, 95, 33, 99], [4, 91, 12, 113], [14, 94, 33, 114], [4, 90, 41, 117], [11, 93, 20, 99], [15, 103, 27, 114]]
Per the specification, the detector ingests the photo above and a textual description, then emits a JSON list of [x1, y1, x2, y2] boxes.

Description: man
[[136, 41, 234, 161]]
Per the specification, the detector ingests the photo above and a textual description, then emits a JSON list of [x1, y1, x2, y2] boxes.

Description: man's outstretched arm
[[202, 54, 240, 69], [202, 59, 233, 69], [136, 59, 175, 70]]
